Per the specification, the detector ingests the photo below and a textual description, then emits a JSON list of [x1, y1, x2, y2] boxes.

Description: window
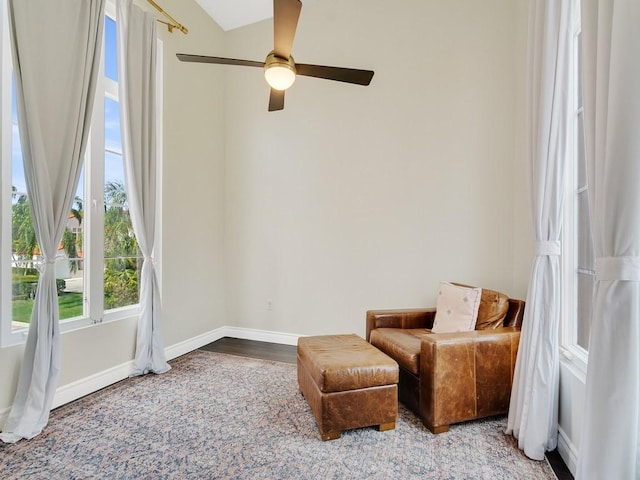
[[100, 15, 141, 313], [562, 3, 593, 367], [0, 1, 157, 346]]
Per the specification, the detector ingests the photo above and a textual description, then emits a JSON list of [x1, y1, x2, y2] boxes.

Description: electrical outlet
[[267, 300, 273, 311]]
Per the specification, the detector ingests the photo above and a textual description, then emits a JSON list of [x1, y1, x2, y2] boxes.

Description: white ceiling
[[194, 0, 318, 32]]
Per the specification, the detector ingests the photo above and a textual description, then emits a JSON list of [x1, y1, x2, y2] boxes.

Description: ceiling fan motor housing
[[264, 51, 297, 90]]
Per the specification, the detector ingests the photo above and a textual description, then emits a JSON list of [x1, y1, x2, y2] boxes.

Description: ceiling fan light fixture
[[264, 52, 296, 90], [177, 0, 374, 111]]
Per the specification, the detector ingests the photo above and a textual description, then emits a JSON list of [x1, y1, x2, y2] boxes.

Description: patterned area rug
[[1, 351, 557, 479]]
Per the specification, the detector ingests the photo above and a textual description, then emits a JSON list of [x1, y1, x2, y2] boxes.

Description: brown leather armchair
[[366, 288, 524, 433]]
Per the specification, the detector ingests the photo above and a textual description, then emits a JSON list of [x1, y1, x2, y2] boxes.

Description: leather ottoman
[[297, 334, 399, 440]]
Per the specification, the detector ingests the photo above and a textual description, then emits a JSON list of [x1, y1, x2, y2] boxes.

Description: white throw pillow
[[431, 282, 482, 334]]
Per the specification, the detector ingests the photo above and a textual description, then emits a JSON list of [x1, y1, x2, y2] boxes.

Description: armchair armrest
[[419, 327, 521, 432], [366, 308, 436, 342]]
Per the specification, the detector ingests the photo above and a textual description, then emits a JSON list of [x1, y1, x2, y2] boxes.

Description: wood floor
[[200, 337, 573, 480], [200, 337, 297, 364]]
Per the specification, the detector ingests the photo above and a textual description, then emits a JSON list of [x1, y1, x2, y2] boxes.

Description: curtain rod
[[146, 0, 188, 34]]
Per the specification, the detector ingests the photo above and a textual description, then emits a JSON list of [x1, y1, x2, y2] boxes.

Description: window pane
[[62, 175, 86, 321], [11, 74, 18, 123], [105, 16, 118, 82], [104, 257, 140, 309], [105, 97, 122, 152], [11, 150, 85, 329], [577, 272, 594, 350], [577, 190, 594, 271], [11, 76, 24, 194], [577, 32, 583, 109], [104, 98, 139, 309], [10, 77, 34, 331], [577, 112, 587, 188], [11, 186, 37, 331]]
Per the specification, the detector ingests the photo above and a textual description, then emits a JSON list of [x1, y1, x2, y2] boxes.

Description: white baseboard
[[1, 361, 137, 430], [558, 426, 578, 476], [52, 360, 134, 410], [165, 327, 226, 360], [222, 326, 301, 346], [0, 326, 298, 431]]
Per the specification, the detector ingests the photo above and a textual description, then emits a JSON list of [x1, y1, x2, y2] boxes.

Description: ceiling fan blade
[[176, 54, 264, 68], [295, 64, 374, 86], [268, 88, 285, 112], [273, 0, 302, 59]]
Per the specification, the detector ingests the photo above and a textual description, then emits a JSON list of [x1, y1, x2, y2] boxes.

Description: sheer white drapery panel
[[577, 0, 640, 478], [0, 0, 105, 443], [116, 0, 169, 376], [506, 0, 573, 461]]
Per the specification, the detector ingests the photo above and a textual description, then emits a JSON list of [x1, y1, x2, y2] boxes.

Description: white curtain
[[577, 1, 640, 478], [506, 0, 573, 460], [116, 0, 169, 375], [0, 0, 104, 443]]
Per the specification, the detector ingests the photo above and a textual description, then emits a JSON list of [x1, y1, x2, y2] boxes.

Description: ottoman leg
[[321, 430, 341, 441], [428, 424, 450, 434], [378, 421, 395, 432]]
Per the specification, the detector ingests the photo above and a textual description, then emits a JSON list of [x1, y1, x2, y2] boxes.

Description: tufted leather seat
[[367, 287, 525, 434]]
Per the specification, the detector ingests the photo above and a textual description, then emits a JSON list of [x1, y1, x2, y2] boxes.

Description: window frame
[[560, 0, 589, 378], [0, 0, 16, 344]]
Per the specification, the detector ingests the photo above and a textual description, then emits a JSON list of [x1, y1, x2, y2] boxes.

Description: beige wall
[[223, 0, 530, 338], [156, 0, 227, 345], [0, 0, 227, 413], [511, 0, 535, 296]]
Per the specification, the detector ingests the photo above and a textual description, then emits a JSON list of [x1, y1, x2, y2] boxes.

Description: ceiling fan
[[176, 0, 374, 112]]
